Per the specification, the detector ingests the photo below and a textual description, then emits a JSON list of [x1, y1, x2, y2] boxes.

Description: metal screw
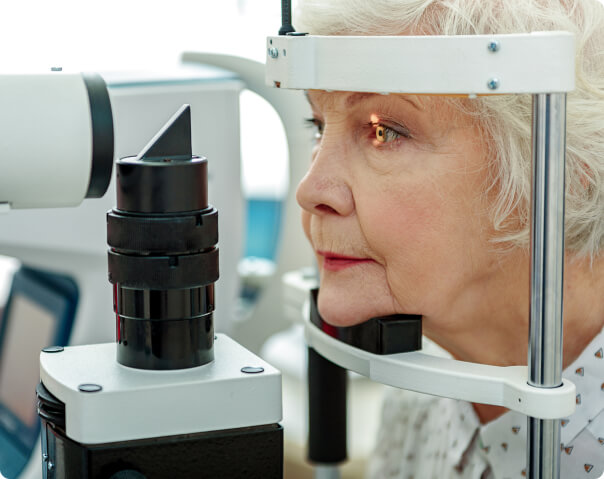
[[269, 47, 279, 59], [42, 346, 64, 353], [47, 462, 55, 471], [487, 40, 500, 52], [487, 78, 500, 90], [42, 454, 49, 462], [78, 383, 103, 393], [241, 366, 264, 374]]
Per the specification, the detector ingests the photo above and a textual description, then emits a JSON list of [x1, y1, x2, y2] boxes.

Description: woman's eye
[[305, 118, 324, 140], [373, 123, 409, 144], [375, 124, 398, 143]]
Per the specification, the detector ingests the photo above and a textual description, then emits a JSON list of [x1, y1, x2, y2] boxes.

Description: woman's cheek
[[301, 210, 312, 243]]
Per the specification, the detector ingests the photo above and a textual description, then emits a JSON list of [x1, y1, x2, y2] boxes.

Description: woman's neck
[[427, 253, 604, 424]]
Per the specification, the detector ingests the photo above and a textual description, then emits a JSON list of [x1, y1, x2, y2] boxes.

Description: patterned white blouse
[[367, 328, 604, 479]]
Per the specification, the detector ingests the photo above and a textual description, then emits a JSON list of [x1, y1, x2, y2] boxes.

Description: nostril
[[315, 204, 338, 214]]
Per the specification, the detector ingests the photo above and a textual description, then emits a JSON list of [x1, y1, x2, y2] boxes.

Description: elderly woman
[[293, 0, 604, 477]]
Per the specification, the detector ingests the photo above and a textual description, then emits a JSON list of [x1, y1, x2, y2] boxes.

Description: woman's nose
[[296, 139, 354, 217]]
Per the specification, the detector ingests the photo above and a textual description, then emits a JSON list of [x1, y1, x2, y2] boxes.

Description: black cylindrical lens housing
[[108, 154, 219, 370], [116, 156, 208, 213]]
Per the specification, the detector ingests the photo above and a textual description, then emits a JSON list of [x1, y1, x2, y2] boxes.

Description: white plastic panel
[[40, 334, 282, 444], [0, 73, 92, 208], [266, 32, 575, 94], [305, 320, 576, 420]]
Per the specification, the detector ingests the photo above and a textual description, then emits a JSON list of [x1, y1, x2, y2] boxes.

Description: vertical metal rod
[[527, 93, 567, 479], [279, 0, 295, 35], [314, 465, 341, 479]]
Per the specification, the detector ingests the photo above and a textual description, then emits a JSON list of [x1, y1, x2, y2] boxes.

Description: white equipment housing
[[266, 32, 575, 94], [0, 74, 96, 209], [39, 335, 282, 445], [2, 65, 248, 479]]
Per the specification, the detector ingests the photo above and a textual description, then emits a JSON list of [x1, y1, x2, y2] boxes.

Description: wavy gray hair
[[295, 0, 604, 259]]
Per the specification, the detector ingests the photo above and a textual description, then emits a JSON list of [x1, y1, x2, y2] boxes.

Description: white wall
[[0, 0, 287, 71]]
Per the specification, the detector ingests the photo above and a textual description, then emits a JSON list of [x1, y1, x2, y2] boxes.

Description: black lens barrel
[[82, 73, 114, 200], [108, 153, 218, 370], [115, 156, 209, 213]]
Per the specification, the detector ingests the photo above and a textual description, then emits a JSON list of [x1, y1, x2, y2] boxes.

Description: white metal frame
[[266, 32, 575, 94], [266, 32, 575, 479]]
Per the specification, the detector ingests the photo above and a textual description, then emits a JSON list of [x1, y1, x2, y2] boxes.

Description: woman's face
[[297, 90, 512, 329]]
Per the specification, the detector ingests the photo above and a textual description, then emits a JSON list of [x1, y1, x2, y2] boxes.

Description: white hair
[[295, 0, 604, 259]]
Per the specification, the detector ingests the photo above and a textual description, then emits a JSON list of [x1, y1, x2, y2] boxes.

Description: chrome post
[[315, 465, 341, 479], [527, 93, 567, 479]]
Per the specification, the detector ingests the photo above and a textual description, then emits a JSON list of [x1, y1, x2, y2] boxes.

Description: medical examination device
[[264, 2, 576, 479], [0, 70, 282, 476], [0, 66, 256, 479], [36, 104, 282, 478]]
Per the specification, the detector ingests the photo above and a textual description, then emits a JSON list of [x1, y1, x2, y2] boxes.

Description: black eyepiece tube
[[308, 346, 348, 464], [107, 105, 219, 370], [279, 0, 295, 35]]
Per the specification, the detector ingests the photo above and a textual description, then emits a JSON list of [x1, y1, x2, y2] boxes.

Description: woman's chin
[[317, 287, 390, 327]]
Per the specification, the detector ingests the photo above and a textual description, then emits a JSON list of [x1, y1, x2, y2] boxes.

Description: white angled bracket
[[305, 319, 576, 420]]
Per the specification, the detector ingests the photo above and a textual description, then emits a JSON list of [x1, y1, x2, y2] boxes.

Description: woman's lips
[[317, 251, 375, 272]]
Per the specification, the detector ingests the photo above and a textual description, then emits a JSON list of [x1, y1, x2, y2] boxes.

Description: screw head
[[47, 462, 55, 471], [42, 346, 64, 353], [269, 47, 279, 59], [487, 40, 500, 52], [487, 78, 500, 90], [241, 366, 264, 374], [78, 383, 103, 393]]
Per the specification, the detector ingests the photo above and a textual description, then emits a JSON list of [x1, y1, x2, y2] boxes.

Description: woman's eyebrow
[[304, 90, 422, 111], [345, 92, 422, 111]]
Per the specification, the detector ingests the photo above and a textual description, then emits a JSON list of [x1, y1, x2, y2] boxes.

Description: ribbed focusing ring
[[108, 249, 219, 289], [107, 208, 218, 255]]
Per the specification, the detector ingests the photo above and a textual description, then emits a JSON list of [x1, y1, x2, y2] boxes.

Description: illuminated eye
[[375, 124, 399, 143]]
